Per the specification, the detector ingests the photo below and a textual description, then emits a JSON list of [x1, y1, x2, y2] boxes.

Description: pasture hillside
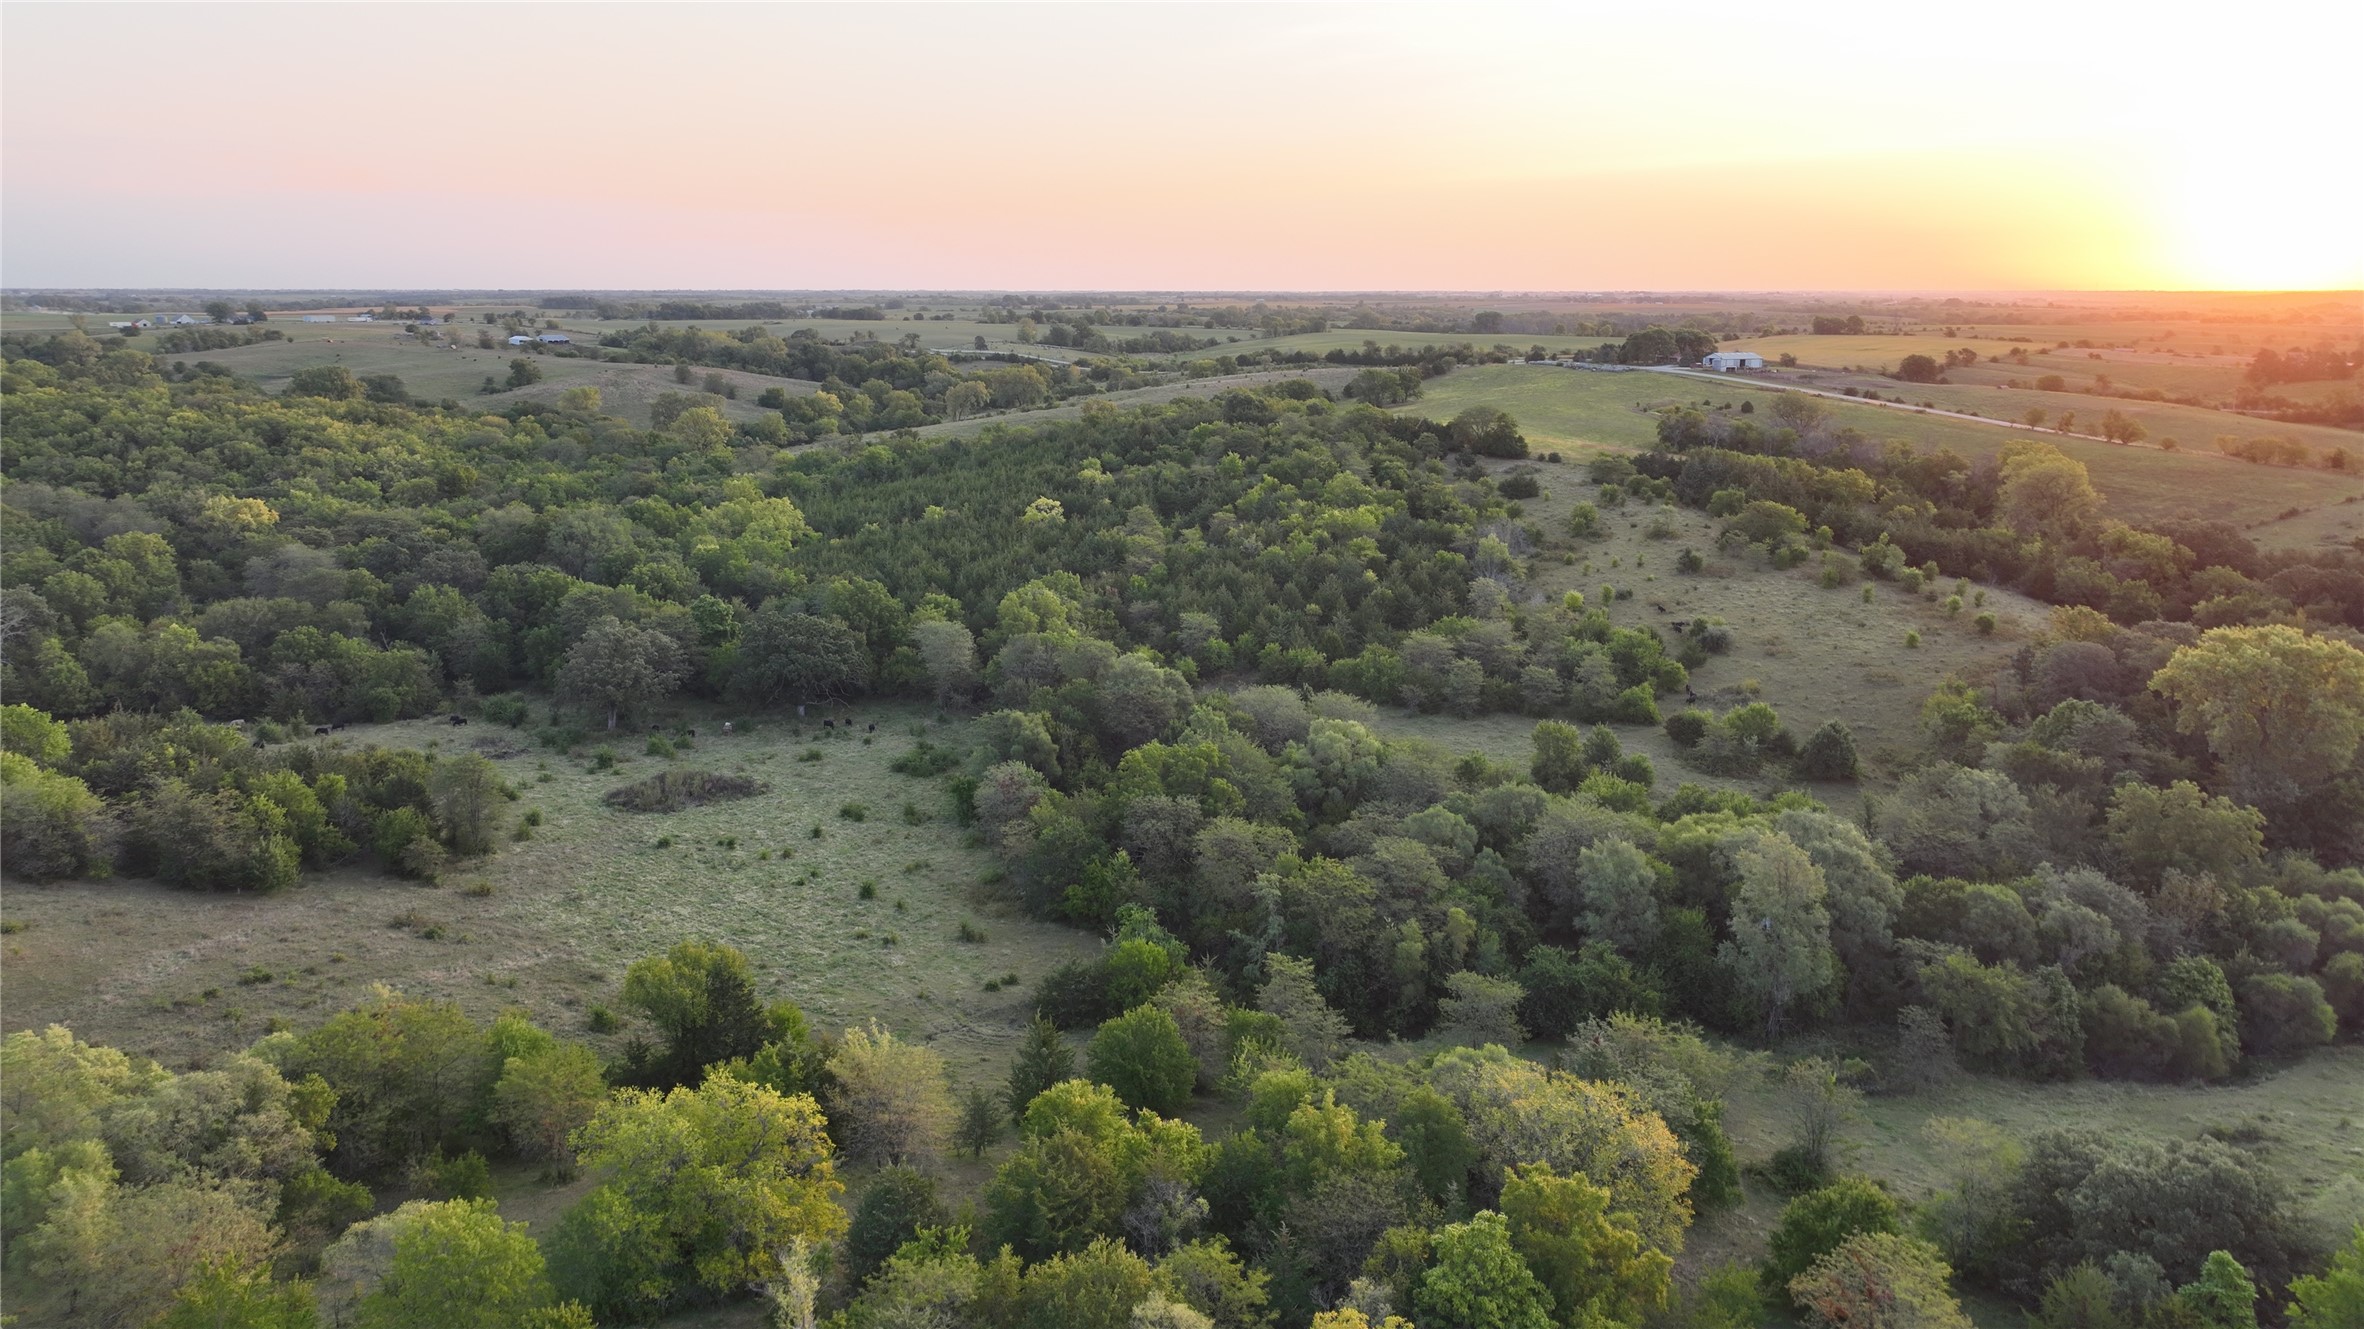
[[1455, 453, 2048, 786]]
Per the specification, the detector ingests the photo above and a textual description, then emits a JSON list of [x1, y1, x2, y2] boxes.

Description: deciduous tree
[[557, 615, 682, 730], [2149, 626, 2364, 811]]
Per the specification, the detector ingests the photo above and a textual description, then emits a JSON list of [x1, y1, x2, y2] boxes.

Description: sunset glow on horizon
[[5, 1, 2357, 292]]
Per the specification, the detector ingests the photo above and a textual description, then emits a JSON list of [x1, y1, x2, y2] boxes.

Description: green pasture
[[1408, 364, 2364, 531], [1398, 363, 1688, 453]]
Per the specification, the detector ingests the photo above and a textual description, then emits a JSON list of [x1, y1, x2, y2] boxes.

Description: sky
[[4, 1, 2359, 292]]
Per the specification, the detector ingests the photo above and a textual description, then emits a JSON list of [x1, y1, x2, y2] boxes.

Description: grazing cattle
[[314, 726, 332, 736], [686, 729, 696, 738], [866, 723, 875, 733], [1651, 601, 1669, 613], [722, 721, 733, 736], [1671, 620, 1691, 633], [823, 720, 834, 731], [449, 715, 468, 726]]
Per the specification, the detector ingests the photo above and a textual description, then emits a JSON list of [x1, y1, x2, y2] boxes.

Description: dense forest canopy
[[4, 322, 2362, 1329]]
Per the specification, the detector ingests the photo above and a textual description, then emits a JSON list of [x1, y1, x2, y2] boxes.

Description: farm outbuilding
[[507, 335, 534, 346], [537, 333, 570, 344], [1702, 351, 1765, 372], [301, 314, 336, 323]]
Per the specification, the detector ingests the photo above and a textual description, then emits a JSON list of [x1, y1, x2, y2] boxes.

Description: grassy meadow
[[0, 704, 1095, 1087]]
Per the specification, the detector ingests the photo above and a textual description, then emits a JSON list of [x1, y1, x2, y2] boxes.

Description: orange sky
[[4, 2, 2358, 291]]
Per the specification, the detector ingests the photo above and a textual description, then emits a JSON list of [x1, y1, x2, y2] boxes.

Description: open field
[[1396, 363, 1684, 453], [1732, 333, 2046, 370], [1722, 1044, 2364, 1245], [1950, 353, 2259, 401], [540, 313, 1080, 360], [0, 703, 1095, 1086], [1406, 363, 2364, 531], [115, 323, 793, 426]]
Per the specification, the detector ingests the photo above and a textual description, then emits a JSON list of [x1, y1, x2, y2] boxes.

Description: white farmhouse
[[1702, 350, 1765, 372], [301, 314, 337, 323], [507, 335, 534, 346]]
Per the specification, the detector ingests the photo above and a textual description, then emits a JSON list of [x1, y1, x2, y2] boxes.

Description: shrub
[[1087, 1005, 1197, 1114], [1665, 711, 1711, 747], [602, 770, 767, 813], [2237, 973, 2337, 1056], [1763, 1178, 1902, 1304], [1796, 721, 1860, 781], [889, 740, 962, 776], [1034, 958, 1117, 1029], [1677, 547, 1705, 574], [1609, 686, 1661, 725], [844, 1166, 948, 1288], [1975, 613, 1997, 635], [839, 802, 870, 822]]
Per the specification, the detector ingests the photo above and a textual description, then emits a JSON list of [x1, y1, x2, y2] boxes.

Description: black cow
[[449, 715, 468, 726], [314, 726, 332, 736]]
